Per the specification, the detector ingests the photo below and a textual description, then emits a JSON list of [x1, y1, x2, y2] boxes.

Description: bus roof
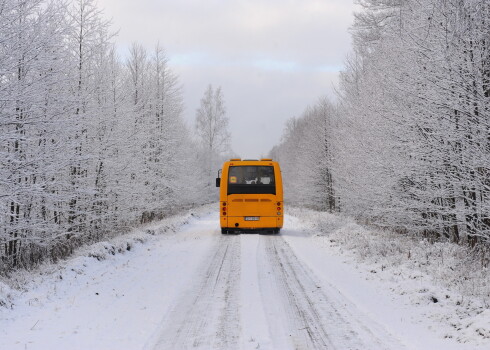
[[229, 158, 274, 162]]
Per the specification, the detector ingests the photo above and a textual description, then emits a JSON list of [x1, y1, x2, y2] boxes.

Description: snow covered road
[[0, 211, 479, 349], [148, 226, 403, 350]]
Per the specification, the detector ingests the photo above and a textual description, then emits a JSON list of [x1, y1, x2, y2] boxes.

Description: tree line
[[272, 0, 490, 246], [0, 0, 229, 272]]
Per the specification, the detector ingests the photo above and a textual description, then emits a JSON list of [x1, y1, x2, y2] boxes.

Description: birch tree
[[195, 84, 231, 199]]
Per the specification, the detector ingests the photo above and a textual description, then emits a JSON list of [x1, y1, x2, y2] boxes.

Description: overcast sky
[[97, 0, 357, 158]]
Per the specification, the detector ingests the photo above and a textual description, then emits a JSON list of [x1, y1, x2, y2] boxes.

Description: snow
[[0, 205, 216, 350], [286, 207, 490, 349], [239, 235, 274, 350], [1, 204, 489, 349]]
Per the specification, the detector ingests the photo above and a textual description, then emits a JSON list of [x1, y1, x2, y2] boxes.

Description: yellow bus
[[216, 158, 283, 234]]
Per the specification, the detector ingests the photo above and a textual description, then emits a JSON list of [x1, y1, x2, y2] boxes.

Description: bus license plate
[[245, 217, 260, 221]]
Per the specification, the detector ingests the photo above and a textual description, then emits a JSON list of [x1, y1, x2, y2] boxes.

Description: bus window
[[228, 166, 275, 194]]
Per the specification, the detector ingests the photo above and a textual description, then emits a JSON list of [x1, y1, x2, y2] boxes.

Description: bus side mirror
[[216, 178, 221, 187]]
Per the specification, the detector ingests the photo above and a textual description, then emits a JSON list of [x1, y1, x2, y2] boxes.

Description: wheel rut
[[151, 234, 241, 350], [260, 235, 404, 350]]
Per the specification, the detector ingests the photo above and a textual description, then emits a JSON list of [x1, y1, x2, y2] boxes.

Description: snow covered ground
[[1, 205, 489, 349]]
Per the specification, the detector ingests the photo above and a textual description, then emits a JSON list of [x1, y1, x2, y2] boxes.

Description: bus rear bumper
[[221, 216, 283, 233], [221, 227, 280, 234]]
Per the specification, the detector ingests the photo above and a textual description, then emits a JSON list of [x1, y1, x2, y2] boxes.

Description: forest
[[272, 0, 490, 247], [0, 0, 228, 272], [2, 0, 489, 274]]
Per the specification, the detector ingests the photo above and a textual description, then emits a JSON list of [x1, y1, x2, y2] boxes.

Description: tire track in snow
[[260, 235, 405, 350], [150, 234, 241, 350]]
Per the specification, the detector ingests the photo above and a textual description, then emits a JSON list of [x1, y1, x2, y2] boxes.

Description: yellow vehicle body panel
[[218, 159, 283, 233]]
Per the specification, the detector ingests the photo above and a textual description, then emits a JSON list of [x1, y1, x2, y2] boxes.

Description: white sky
[[97, 0, 357, 158]]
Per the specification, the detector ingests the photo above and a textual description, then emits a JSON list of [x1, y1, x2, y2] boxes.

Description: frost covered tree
[[271, 98, 337, 211], [273, 0, 490, 247], [0, 0, 209, 272], [195, 85, 230, 154], [333, 0, 490, 244], [65, 0, 114, 240], [195, 85, 231, 199], [0, 0, 74, 268]]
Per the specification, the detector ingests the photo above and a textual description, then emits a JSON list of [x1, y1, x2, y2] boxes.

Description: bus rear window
[[228, 166, 275, 194]]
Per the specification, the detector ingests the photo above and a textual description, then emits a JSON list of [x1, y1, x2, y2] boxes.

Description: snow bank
[[287, 206, 490, 345], [0, 203, 216, 309], [0, 281, 15, 309]]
